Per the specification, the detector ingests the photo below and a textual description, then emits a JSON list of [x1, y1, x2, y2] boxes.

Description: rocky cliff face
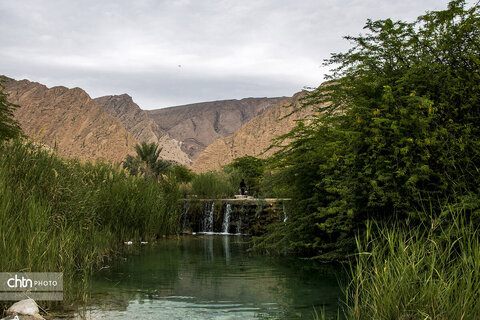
[[191, 91, 316, 172], [145, 97, 286, 161], [2, 77, 137, 163], [94, 95, 191, 166]]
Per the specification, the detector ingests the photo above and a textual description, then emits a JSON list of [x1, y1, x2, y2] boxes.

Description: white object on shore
[[6, 298, 43, 319], [140, 241, 148, 244], [124, 241, 133, 245]]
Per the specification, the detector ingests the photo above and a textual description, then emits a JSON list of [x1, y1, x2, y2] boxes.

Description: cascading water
[[236, 205, 244, 234], [283, 203, 288, 223], [222, 204, 232, 234], [203, 202, 215, 232]]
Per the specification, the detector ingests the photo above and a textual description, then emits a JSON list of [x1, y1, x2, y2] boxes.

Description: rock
[[191, 91, 317, 172], [5, 299, 43, 319], [146, 97, 286, 161], [94, 95, 191, 166], [2, 315, 42, 320], [2, 76, 138, 164]]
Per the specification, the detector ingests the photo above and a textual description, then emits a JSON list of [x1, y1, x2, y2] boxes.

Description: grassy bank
[[339, 208, 480, 319], [0, 139, 182, 307]]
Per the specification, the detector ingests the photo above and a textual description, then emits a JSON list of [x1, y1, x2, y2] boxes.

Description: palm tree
[[134, 142, 161, 169], [124, 142, 171, 178]]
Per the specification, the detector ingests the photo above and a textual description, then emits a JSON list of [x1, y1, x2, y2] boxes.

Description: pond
[[83, 235, 344, 319]]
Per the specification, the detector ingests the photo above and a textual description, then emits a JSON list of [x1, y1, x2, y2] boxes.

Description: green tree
[[0, 82, 22, 141], [169, 165, 195, 183], [135, 141, 161, 168], [254, 0, 480, 260], [123, 142, 172, 178], [224, 156, 265, 196]]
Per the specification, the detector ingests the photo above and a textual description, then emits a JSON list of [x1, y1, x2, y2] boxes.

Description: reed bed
[[343, 209, 480, 320], [0, 140, 182, 305], [189, 170, 242, 199]]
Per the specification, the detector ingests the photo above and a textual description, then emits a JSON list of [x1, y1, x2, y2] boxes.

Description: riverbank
[[0, 139, 182, 309]]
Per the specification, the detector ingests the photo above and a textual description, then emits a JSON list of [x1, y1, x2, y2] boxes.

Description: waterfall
[[236, 205, 244, 234], [203, 202, 215, 232], [222, 204, 232, 234], [283, 203, 288, 223]]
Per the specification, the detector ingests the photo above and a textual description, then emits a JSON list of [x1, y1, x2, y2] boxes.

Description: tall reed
[[344, 209, 480, 319], [0, 140, 182, 306], [189, 170, 242, 198]]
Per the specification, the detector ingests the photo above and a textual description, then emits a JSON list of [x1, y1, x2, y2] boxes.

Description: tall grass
[[0, 140, 182, 306], [343, 208, 480, 319], [189, 170, 242, 198]]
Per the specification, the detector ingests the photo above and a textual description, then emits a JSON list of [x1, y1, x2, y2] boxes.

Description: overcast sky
[[1, 0, 449, 109]]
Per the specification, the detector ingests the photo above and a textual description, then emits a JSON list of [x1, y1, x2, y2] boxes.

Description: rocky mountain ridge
[[146, 97, 286, 161], [191, 91, 316, 172], [2, 76, 137, 163], [94, 94, 191, 166], [2, 75, 308, 169]]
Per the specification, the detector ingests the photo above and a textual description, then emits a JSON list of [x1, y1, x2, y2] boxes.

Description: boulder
[[4, 299, 43, 319]]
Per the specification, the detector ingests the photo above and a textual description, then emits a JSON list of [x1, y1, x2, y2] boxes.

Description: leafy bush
[[0, 79, 22, 140], [224, 156, 266, 196], [255, 0, 480, 260]]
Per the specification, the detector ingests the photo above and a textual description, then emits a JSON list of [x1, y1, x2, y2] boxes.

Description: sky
[[1, 0, 449, 109]]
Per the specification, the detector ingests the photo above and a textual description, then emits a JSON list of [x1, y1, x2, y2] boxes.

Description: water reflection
[[222, 235, 231, 264], [85, 236, 343, 319]]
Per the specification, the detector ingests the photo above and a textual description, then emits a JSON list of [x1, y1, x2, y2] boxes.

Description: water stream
[[84, 236, 344, 319], [222, 204, 232, 233], [202, 202, 215, 232]]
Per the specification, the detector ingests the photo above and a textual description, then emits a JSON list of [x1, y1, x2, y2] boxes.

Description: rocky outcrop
[[146, 97, 286, 161], [94, 94, 191, 166], [191, 91, 316, 172], [2, 77, 137, 163]]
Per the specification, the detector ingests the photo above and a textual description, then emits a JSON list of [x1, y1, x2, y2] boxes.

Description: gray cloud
[[1, 0, 449, 109]]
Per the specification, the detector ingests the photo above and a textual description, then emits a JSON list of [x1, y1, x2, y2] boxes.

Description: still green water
[[85, 235, 343, 319]]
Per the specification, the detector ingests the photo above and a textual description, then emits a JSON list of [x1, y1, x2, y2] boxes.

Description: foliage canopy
[[123, 141, 172, 178], [0, 82, 22, 141], [224, 156, 266, 196], [255, 0, 480, 260]]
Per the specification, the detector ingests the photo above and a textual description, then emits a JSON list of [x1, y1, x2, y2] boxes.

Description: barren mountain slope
[[2, 76, 137, 163], [94, 94, 191, 165], [145, 97, 286, 161], [191, 91, 316, 172]]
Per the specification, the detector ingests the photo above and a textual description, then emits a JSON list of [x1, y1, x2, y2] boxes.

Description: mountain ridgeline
[[191, 92, 315, 172], [3, 75, 314, 169], [2, 76, 137, 163], [145, 97, 286, 161], [93, 94, 191, 166]]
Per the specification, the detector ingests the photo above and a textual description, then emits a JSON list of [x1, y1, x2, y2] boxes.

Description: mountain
[[1, 75, 291, 167], [2, 76, 137, 163], [191, 91, 316, 172], [94, 94, 191, 166], [145, 97, 286, 161]]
